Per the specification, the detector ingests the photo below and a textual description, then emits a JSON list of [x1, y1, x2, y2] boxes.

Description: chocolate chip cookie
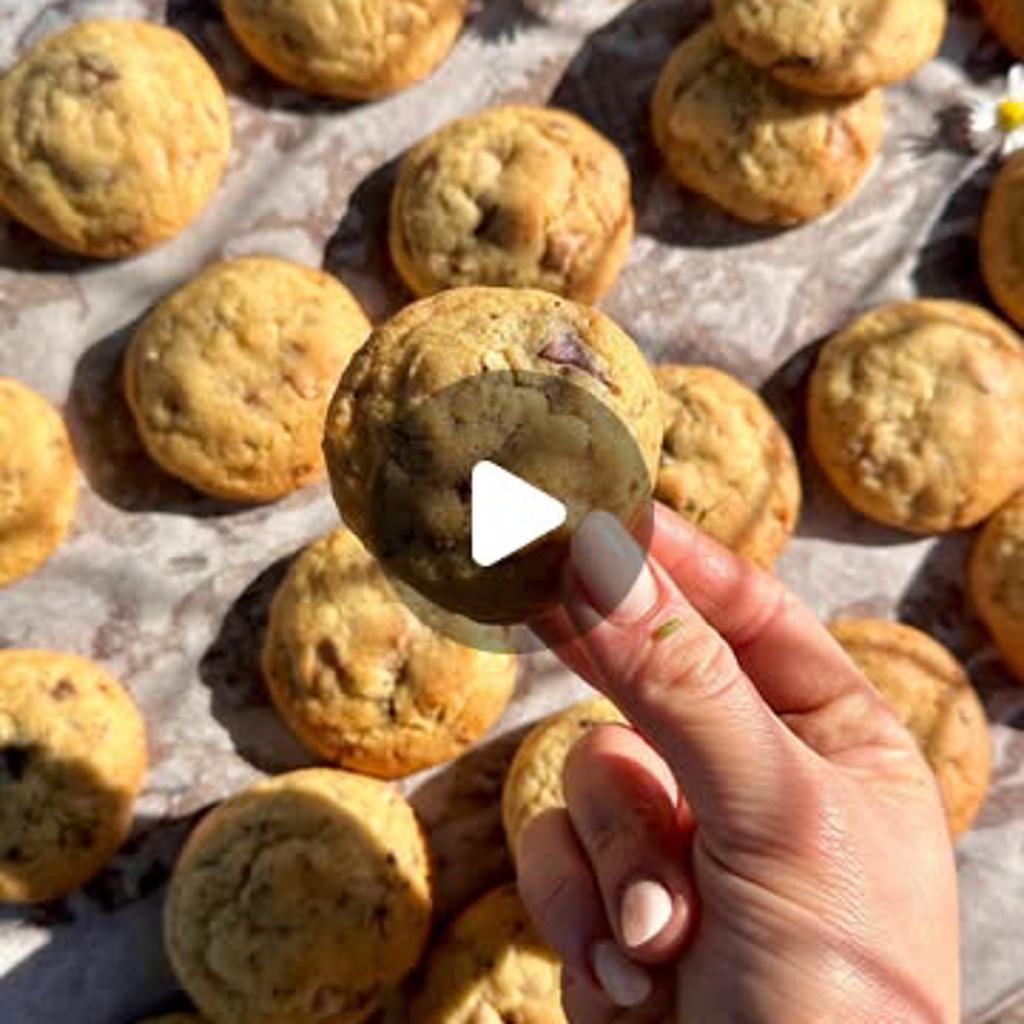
[[808, 300, 1024, 533], [980, 0, 1024, 59], [124, 256, 370, 502], [0, 649, 148, 903], [390, 105, 633, 302], [164, 768, 432, 1024], [829, 619, 991, 836], [651, 22, 885, 225], [656, 365, 801, 568], [0, 18, 230, 258]]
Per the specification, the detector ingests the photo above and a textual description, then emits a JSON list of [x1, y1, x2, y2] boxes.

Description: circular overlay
[[363, 370, 654, 654]]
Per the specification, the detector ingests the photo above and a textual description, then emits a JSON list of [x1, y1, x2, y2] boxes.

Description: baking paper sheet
[[1, 1, 1023, 1021]]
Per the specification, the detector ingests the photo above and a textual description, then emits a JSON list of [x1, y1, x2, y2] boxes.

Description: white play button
[[471, 461, 567, 568]]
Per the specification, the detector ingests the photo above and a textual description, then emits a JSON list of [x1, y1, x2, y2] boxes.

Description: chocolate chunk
[[51, 679, 75, 701], [538, 327, 610, 386]]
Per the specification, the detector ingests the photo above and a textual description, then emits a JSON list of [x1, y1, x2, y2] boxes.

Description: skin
[[520, 504, 959, 1023]]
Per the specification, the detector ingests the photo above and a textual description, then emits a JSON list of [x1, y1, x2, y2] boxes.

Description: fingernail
[[571, 511, 658, 623], [591, 940, 653, 1007], [620, 879, 674, 949]]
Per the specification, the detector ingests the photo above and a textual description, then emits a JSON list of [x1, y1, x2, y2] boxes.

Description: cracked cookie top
[[808, 300, 1024, 533], [713, 0, 947, 97], [164, 768, 432, 1024], [223, 0, 467, 99], [124, 256, 370, 503], [263, 527, 516, 777], [0, 18, 230, 257], [0, 649, 147, 903], [390, 105, 634, 302]]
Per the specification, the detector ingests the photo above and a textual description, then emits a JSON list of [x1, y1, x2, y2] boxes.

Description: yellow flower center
[[998, 99, 1024, 133]]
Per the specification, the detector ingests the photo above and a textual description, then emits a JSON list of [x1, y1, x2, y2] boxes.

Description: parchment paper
[[1, 1, 1023, 1021]]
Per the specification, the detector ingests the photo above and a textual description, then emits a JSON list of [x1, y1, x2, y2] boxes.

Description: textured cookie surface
[[808, 300, 1024, 533], [655, 365, 800, 568], [980, 0, 1024, 59], [264, 528, 516, 777], [0, 649, 147, 903], [223, 0, 465, 99], [125, 257, 370, 502], [0, 18, 230, 258], [970, 492, 1024, 681], [651, 22, 884, 225], [829, 620, 991, 836], [390, 105, 633, 302], [323, 287, 661, 623], [713, 0, 946, 96], [412, 883, 566, 1024], [0, 378, 78, 587], [981, 153, 1024, 331], [165, 768, 432, 1024], [502, 697, 624, 858]]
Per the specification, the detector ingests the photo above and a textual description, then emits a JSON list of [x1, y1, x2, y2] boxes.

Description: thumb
[[563, 512, 809, 847]]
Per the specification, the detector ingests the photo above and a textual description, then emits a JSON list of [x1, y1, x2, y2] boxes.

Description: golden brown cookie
[[0, 378, 78, 587], [0, 649, 148, 903], [970, 491, 1024, 681], [651, 22, 885, 225], [808, 300, 1024, 533], [411, 883, 566, 1024], [323, 287, 661, 623], [655, 365, 801, 568], [829, 620, 991, 836], [981, 152, 1024, 330], [713, 0, 947, 97], [124, 256, 370, 502], [0, 18, 230, 258], [263, 528, 517, 778], [390, 105, 633, 302], [222, 0, 466, 99], [502, 697, 625, 859], [980, 0, 1024, 59], [164, 768, 432, 1024]]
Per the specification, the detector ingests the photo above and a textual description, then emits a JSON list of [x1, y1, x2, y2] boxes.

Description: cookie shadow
[[0, 213, 100, 275], [65, 317, 251, 518], [197, 554, 318, 774], [759, 337, 913, 548], [323, 156, 413, 323], [408, 722, 531, 924], [548, 0, 785, 250]]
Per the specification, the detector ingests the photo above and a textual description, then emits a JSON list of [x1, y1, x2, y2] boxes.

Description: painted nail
[[571, 511, 658, 623], [620, 879, 674, 949], [591, 940, 653, 1007]]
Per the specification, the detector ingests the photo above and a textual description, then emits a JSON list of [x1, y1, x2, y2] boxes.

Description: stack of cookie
[[651, 1, 948, 225]]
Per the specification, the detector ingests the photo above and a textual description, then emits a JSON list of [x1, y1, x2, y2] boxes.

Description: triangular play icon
[[470, 461, 567, 568]]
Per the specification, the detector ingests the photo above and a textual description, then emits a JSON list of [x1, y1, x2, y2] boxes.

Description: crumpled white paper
[[1, 1, 1022, 1022]]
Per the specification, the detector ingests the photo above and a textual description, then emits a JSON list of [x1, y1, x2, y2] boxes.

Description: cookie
[[264, 528, 517, 777], [970, 492, 1024, 681], [164, 768, 432, 1024], [323, 287, 661, 623], [124, 256, 370, 502], [713, 0, 947, 97], [502, 697, 625, 859], [0, 19, 230, 258], [829, 620, 991, 836], [0, 378, 78, 587], [981, 153, 1024, 331], [0, 649, 148, 903], [651, 22, 884, 225], [808, 300, 1024, 533], [655, 365, 801, 568], [223, 0, 466, 99], [980, 0, 1024, 59], [390, 105, 633, 302], [411, 883, 565, 1024]]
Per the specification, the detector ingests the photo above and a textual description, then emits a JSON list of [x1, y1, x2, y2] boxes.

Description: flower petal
[[1009, 64, 1024, 97], [1003, 129, 1024, 156], [968, 100, 998, 133]]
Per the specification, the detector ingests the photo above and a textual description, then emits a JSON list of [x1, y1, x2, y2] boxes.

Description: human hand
[[520, 505, 959, 1023]]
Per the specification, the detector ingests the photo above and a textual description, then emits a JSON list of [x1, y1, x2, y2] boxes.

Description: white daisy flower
[[969, 64, 1024, 157]]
